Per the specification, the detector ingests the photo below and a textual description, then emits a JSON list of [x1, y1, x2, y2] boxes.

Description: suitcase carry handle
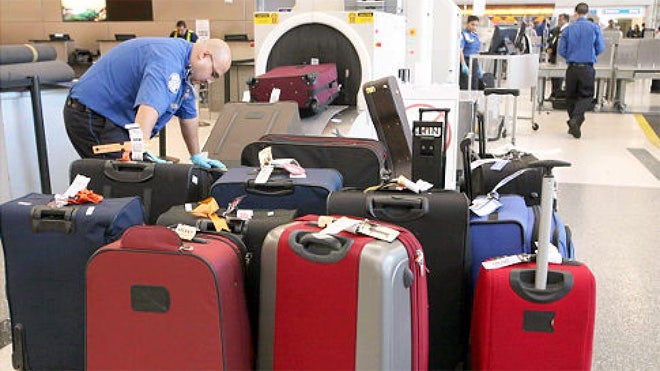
[[120, 225, 183, 251], [103, 161, 155, 183], [245, 179, 294, 196], [30, 206, 76, 234], [367, 195, 429, 222], [509, 268, 574, 303], [289, 230, 353, 264]]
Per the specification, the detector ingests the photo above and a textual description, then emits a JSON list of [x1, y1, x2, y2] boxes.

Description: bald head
[[189, 38, 232, 83]]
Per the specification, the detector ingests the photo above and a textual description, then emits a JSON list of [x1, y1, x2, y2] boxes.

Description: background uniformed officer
[[558, 2, 604, 139], [170, 20, 198, 43], [63, 37, 231, 168], [460, 15, 481, 90]]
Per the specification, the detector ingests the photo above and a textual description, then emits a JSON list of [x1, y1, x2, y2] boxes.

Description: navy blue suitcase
[[210, 167, 342, 216], [470, 194, 574, 288], [0, 193, 144, 370]]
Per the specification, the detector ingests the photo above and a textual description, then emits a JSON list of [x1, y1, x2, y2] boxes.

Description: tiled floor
[[0, 78, 659, 370]]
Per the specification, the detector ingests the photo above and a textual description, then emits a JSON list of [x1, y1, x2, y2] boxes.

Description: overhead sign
[[195, 19, 210, 41], [602, 8, 643, 15]]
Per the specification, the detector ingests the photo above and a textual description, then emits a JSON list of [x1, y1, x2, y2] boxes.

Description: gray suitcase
[[202, 102, 300, 167], [258, 216, 428, 370]]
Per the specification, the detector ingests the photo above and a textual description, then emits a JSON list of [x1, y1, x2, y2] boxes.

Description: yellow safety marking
[[348, 12, 373, 24], [254, 12, 279, 25], [635, 114, 660, 147], [23, 44, 38, 62]]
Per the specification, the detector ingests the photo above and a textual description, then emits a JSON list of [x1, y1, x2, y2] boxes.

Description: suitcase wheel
[[247, 77, 258, 88], [303, 72, 318, 85]]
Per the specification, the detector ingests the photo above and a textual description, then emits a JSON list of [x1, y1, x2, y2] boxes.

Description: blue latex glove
[[191, 153, 227, 170], [144, 150, 168, 164], [461, 62, 469, 75], [477, 66, 484, 79]]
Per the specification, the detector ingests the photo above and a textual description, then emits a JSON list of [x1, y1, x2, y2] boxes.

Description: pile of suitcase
[[0, 76, 595, 371]]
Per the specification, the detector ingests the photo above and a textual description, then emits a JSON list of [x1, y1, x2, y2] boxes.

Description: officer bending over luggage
[[63, 37, 231, 168]]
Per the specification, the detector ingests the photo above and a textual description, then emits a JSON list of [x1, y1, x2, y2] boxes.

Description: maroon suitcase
[[86, 225, 253, 370], [249, 63, 340, 114]]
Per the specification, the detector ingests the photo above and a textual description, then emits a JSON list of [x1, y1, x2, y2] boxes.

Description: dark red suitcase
[[248, 63, 340, 114], [86, 225, 253, 370]]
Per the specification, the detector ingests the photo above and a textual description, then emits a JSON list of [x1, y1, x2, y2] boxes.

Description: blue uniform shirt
[[70, 37, 196, 137], [461, 30, 481, 59], [558, 17, 604, 64]]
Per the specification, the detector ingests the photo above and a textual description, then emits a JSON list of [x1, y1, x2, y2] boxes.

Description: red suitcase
[[258, 215, 428, 370], [249, 63, 340, 114], [471, 160, 595, 370], [86, 226, 253, 370]]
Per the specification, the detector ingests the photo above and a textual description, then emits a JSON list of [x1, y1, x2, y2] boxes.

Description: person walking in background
[[170, 20, 198, 43], [547, 13, 570, 99], [559, 2, 604, 139]]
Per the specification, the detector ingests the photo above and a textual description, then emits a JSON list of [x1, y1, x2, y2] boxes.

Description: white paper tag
[[416, 179, 434, 192], [355, 221, 400, 242], [191, 175, 199, 185], [85, 206, 95, 216], [396, 175, 420, 193], [53, 194, 69, 208], [490, 159, 510, 172], [267, 211, 275, 216], [317, 215, 336, 228], [254, 165, 274, 184], [126, 123, 144, 161], [63, 174, 91, 198], [482, 255, 525, 270], [236, 209, 254, 220], [175, 224, 197, 241], [310, 58, 319, 65], [269, 88, 281, 103], [259, 147, 273, 168], [17, 202, 32, 206], [184, 203, 193, 212], [534, 242, 564, 264], [470, 197, 502, 217], [471, 158, 498, 171], [242, 90, 251, 102], [319, 217, 361, 236]]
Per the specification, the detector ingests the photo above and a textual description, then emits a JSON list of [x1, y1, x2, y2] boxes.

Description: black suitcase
[[412, 108, 450, 189], [241, 134, 391, 188], [155, 204, 298, 348], [70, 159, 222, 224], [363, 76, 413, 178], [327, 189, 471, 370], [0, 193, 144, 370]]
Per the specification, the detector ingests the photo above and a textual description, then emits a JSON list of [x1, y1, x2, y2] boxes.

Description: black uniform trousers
[[63, 97, 129, 159], [459, 57, 481, 91], [565, 64, 595, 126]]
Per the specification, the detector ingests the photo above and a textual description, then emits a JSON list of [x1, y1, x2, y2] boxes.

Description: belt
[[66, 96, 100, 115], [568, 63, 593, 67]]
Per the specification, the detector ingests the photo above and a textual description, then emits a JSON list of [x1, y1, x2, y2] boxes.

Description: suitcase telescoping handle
[[245, 179, 294, 196], [418, 107, 450, 121], [103, 161, 156, 183], [367, 195, 429, 222], [30, 206, 76, 234], [289, 231, 353, 264], [529, 160, 571, 290]]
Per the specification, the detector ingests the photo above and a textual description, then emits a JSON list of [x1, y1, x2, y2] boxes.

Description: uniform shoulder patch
[[168, 73, 181, 93]]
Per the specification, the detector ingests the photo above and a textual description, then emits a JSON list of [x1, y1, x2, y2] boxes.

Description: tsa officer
[[558, 2, 604, 139], [63, 37, 231, 168], [460, 15, 482, 90]]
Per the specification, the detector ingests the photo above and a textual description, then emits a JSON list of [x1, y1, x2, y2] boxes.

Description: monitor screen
[[488, 26, 520, 55], [61, 0, 106, 22], [115, 34, 137, 41]]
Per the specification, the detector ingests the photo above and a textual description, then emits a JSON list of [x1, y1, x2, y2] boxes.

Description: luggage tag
[[490, 159, 510, 172], [354, 220, 400, 243], [482, 254, 533, 270], [50, 174, 91, 207], [534, 241, 564, 264], [396, 175, 433, 194], [269, 88, 281, 103], [470, 158, 498, 171], [470, 194, 503, 217], [126, 123, 144, 161], [318, 216, 361, 236], [270, 159, 306, 178]]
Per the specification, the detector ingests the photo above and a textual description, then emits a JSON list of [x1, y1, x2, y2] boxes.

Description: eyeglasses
[[208, 54, 220, 80]]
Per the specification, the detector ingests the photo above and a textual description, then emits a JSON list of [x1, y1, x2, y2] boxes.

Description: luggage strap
[[487, 168, 535, 198]]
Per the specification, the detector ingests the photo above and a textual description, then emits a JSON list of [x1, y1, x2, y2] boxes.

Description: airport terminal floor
[[0, 79, 658, 370]]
